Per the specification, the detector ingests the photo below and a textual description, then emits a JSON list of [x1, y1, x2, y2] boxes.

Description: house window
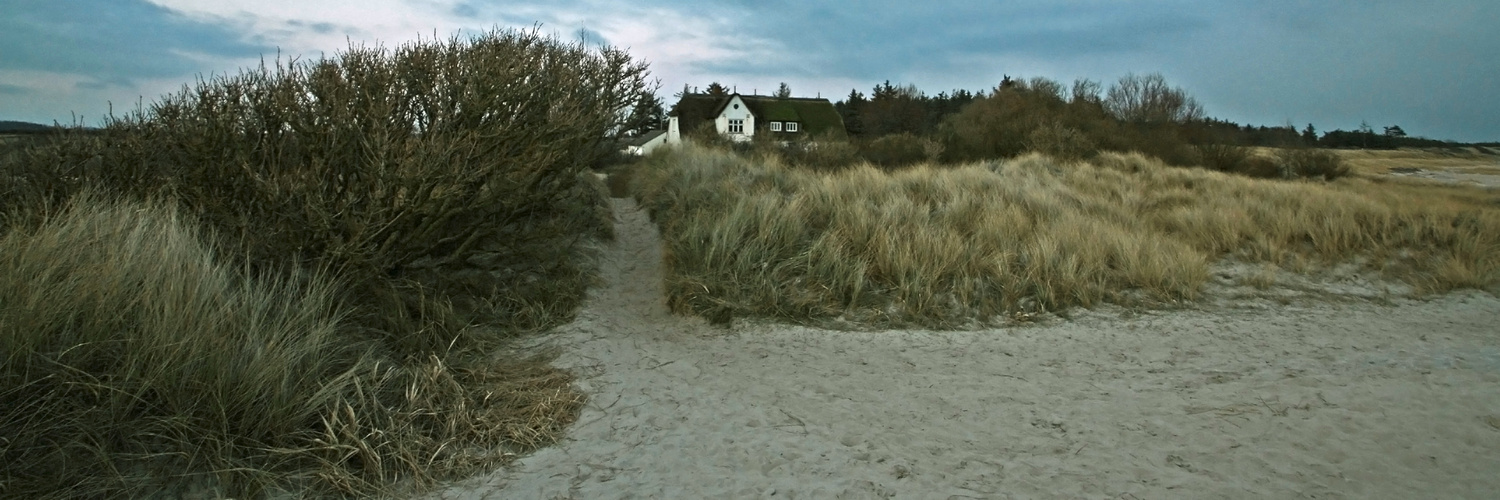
[[785, 122, 799, 132], [769, 121, 782, 132], [728, 119, 744, 134]]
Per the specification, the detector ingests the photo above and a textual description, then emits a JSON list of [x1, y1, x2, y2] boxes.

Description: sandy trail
[[428, 198, 1500, 499]]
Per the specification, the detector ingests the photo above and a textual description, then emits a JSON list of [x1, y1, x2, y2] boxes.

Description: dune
[[428, 197, 1500, 499]]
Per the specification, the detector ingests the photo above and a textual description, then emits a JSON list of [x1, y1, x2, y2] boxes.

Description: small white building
[[620, 129, 667, 156], [666, 92, 845, 145]]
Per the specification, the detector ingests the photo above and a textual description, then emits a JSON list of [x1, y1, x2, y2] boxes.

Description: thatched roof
[[670, 93, 846, 139]]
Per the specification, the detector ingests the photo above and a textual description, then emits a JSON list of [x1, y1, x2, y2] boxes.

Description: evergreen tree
[[1302, 123, 1318, 145], [705, 82, 729, 97], [774, 82, 792, 98], [623, 90, 666, 135], [836, 89, 867, 137]]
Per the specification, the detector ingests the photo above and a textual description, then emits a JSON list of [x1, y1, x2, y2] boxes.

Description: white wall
[[717, 95, 755, 143], [636, 132, 668, 155], [666, 116, 682, 144]]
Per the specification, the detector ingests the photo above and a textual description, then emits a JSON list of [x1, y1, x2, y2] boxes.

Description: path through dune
[[428, 197, 1500, 499]]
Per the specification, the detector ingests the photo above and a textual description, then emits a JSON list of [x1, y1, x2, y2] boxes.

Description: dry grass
[[634, 145, 1500, 327], [0, 28, 636, 498], [0, 193, 583, 498], [1319, 147, 1500, 176]]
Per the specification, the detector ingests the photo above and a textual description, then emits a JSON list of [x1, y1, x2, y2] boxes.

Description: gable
[[669, 94, 731, 135]]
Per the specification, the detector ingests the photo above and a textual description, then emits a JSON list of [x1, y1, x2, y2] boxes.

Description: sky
[[2, 0, 1497, 142]]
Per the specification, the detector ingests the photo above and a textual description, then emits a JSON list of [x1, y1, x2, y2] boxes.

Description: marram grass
[[634, 145, 1500, 327], [0, 193, 584, 498]]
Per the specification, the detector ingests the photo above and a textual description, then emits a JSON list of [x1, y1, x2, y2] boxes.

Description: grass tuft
[[0, 194, 584, 497], [635, 145, 1500, 327], [0, 27, 633, 497]]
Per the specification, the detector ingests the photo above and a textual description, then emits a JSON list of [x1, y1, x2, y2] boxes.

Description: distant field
[[1332, 147, 1500, 179]]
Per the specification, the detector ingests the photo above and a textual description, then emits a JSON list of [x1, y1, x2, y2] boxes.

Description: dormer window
[[785, 122, 800, 133], [769, 121, 782, 132]]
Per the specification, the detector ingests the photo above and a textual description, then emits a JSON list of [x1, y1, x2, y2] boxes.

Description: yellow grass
[[634, 145, 1500, 327], [1324, 147, 1500, 176]]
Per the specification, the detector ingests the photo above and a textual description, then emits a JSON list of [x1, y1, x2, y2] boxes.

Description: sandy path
[[428, 198, 1500, 499]]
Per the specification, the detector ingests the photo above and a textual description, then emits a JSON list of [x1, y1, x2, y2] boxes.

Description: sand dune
[[428, 198, 1500, 499]]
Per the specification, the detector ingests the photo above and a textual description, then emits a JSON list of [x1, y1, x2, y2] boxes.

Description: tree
[[1104, 73, 1203, 124], [861, 80, 928, 137], [1070, 79, 1102, 105], [998, 75, 1018, 90], [836, 89, 867, 137], [1302, 123, 1318, 145], [623, 90, 666, 135], [705, 82, 728, 97], [774, 82, 792, 98], [1384, 125, 1407, 137]]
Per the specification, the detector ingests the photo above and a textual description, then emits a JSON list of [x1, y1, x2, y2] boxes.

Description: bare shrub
[[1105, 73, 1204, 124], [0, 28, 640, 497], [1195, 143, 1246, 173], [862, 133, 934, 168], [1275, 148, 1351, 180], [1240, 155, 1283, 179], [1025, 121, 1097, 161], [783, 136, 862, 172], [4, 28, 648, 348]]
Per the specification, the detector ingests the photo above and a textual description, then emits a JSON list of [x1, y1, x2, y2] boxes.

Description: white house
[[666, 92, 846, 145]]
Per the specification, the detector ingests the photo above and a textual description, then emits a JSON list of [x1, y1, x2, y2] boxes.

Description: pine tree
[[774, 82, 792, 98], [624, 91, 666, 135], [836, 89, 867, 137], [705, 82, 728, 97]]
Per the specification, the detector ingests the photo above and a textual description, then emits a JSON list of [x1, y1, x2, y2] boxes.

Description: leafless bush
[[0, 28, 645, 497], [1105, 73, 1204, 124], [1025, 121, 1097, 161], [1196, 143, 1249, 172], [862, 133, 935, 168], [4, 28, 648, 349], [1275, 148, 1351, 180]]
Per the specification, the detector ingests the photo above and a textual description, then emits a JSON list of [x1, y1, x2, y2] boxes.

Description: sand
[[1386, 167, 1500, 188], [426, 198, 1500, 499]]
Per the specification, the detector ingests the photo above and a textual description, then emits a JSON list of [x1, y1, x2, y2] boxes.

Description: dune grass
[[632, 145, 1500, 327], [0, 194, 583, 498], [1329, 147, 1500, 176], [0, 28, 640, 497]]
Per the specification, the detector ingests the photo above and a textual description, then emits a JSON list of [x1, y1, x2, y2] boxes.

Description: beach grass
[[633, 145, 1500, 327]]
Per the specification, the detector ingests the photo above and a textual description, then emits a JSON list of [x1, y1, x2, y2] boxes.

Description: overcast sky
[[3, 0, 1496, 141]]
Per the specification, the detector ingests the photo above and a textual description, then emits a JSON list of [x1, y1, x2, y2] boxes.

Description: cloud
[[675, 2, 1209, 82], [0, 83, 28, 96], [3, 0, 1496, 141], [576, 27, 611, 47], [0, 0, 267, 84]]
